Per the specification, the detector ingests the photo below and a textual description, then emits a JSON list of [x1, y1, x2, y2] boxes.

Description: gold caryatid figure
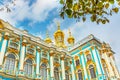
[[67, 28, 75, 46], [0, 20, 4, 29], [54, 21, 66, 48], [45, 30, 52, 43]]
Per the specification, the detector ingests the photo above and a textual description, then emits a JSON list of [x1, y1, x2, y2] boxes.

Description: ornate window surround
[[24, 59, 33, 77], [54, 67, 59, 80], [65, 70, 70, 80], [88, 65, 96, 79], [77, 69, 83, 80], [40, 63, 47, 80], [3, 53, 18, 75]]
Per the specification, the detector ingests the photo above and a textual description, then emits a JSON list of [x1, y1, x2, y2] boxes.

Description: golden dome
[[67, 29, 75, 45], [54, 22, 65, 48], [45, 30, 52, 43], [54, 22, 64, 37]]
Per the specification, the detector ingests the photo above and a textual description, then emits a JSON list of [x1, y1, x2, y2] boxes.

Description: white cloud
[[29, 0, 58, 22], [0, 0, 58, 26], [33, 32, 44, 39]]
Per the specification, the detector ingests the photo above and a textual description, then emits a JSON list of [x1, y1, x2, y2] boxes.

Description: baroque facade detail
[[0, 19, 119, 80]]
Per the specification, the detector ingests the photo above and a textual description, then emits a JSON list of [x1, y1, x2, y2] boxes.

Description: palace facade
[[0, 19, 119, 80]]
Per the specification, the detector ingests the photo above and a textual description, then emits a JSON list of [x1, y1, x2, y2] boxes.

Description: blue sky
[[0, 0, 120, 72]]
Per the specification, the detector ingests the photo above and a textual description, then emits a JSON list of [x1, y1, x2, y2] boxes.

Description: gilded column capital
[[4, 35, 9, 40], [49, 50, 55, 56], [60, 56, 65, 60], [79, 51, 83, 55], [50, 53, 54, 56], [22, 42, 27, 46], [74, 55, 79, 60], [37, 48, 41, 53], [84, 50, 90, 55], [91, 46, 95, 50], [70, 61, 72, 64]]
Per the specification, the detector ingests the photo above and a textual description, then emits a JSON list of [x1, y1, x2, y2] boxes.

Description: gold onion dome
[[54, 22, 64, 37], [45, 30, 52, 43], [67, 29, 75, 45], [54, 22, 65, 48]]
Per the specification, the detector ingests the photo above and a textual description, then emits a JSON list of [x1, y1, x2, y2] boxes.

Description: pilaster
[[80, 52, 89, 80], [109, 53, 120, 79], [91, 46, 104, 79], [18, 39, 27, 76], [35, 46, 41, 79], [61, 55, 65, 80], [0, 32, 9, 71], [50, 50, 54, 80]]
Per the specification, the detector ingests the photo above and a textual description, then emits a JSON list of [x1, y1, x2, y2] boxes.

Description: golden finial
[[69, 28, 72, 36], [46, 30, 49, 38], [56, 21, 60, 30], [45, 30, 52, 43]]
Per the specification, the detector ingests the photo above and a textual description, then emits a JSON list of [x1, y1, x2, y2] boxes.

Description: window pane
[[40, 63, 47, 80], [54, 68, 59, 80], [24, 59, 33, 76], [78, 70, 83, 80], [89, 65, 96, 79], [4, 54, 15, 74]]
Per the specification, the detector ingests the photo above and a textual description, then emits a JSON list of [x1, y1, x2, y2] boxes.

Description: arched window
[[78, 70, 83, 80], [65, 71, 69, 80], [89, 65, 96, 79], [4, 54, 15, 73], [54, 67, 59, 80], [40, 63, 47, 80], [86, 54, 92, 61], [24, 59, 33, 76]]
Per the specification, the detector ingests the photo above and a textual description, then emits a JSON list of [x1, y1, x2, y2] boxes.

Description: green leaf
[[82, 17, 86, 22], [65, 9, 72, 16], [60, 0, 64, 4], [67, 3, 73, 8], [109, 0, 114, 4], [60, 12, 64, 19]]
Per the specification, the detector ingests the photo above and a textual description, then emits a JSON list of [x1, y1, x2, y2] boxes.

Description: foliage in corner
[[0, 0, 16, 13], [59, 0, 120, 24]]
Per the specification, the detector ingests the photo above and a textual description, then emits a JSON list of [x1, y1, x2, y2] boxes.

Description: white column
[[103, 53, 114, 77], [70, 60, 76, 80], [110, 55, 120, 78], [36, 47, 40, 78], [50, 51, 54, 79], [19, 40, 26, 71], [0, 33, 9, 66], [91, 46, 102, 75], [61, 55, 65, 80], [81, 52, 88, 79]]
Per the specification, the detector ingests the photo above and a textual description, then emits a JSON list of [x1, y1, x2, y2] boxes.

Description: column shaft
[[0, 39, 7, 65], [50, 56, 54, 78], [92, 47, 102, 75], [110, 56, 120, 78], [81, 54, 88, 79], [0, 34, 9, 67], [36, 50, 40, 76], [61, 60, 65, 80], [103, 53, 114, 77]]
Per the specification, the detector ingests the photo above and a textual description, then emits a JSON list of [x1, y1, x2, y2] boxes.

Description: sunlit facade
[[0, 19, 119, 80]]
